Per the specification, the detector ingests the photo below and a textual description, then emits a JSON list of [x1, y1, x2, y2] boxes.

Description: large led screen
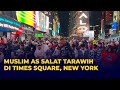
[[16, 11, 36, 27], [45, 16, 49, 30], [39, 12, 45, 32], [35, 11, 40, 30]]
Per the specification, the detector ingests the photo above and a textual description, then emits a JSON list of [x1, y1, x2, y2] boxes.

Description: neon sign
[[0, 17, 20, 27], [77, 11, 89, 32], [0, 22, 21, 32]]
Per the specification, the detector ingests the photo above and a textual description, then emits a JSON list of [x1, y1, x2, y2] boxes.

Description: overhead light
[[96, 25, 99, 26]]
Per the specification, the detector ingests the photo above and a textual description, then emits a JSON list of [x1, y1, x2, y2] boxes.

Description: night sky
[[58, 11, 69, 37]]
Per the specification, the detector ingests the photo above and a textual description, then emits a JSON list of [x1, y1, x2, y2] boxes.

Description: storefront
[[0, 15, 22, 40]]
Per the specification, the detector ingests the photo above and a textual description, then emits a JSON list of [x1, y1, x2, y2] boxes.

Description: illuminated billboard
[[35, 33, 43, 37], [58, 23, 60, 36], [45, 16, 49, 30], [39, 12, 45, 32], [16, 11, 36, 27], [83, 31, 94, 37], [112, 22, 117, 30], [76, 11, 89, 35], [35, 11, 40, 30]]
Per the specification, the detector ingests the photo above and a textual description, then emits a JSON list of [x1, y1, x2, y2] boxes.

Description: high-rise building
[[68, 11, 77, 37]]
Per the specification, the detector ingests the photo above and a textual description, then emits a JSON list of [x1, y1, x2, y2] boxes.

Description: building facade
[[68, 11, 77, 37]]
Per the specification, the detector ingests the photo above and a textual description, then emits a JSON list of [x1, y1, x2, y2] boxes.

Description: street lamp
[[90, 25, 99, 30]]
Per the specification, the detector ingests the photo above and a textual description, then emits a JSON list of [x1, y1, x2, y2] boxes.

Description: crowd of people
[[0, 35, 120, 68]]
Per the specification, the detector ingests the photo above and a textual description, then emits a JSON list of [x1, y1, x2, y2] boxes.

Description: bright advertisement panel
[[112, 22, 117, 30], [52, 30, 55, 36], [45, 16, 49, 30], [16, 11, 36, 27], [76, 11, 89, 35], [83, 31, 94, 37], [53, 19, 56, 36], [35, 11, 40, 30], [39, 12, 45, 32]]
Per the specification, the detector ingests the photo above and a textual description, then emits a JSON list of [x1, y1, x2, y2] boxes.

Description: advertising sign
[[0, 16, 22, 32], [83, 31, 94, 38], [16, 11, 36, 27], [39, 12, 45, 32], [35, 11, 40, 30], [45, 16, 49, 29], [35, 33, 43, 37], [52, 30, 55, 36], [76, 11, 89, 34], [58, 23, 60, 36], [112, 22, 117, 30]]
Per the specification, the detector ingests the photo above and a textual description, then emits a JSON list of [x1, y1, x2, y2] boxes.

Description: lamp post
[[90, 25, 99, 30]]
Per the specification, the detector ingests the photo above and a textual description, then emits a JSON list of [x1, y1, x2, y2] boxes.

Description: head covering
[[81, 44, 85, 48]]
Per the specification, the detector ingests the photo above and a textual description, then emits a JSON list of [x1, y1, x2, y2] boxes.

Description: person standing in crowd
[[52, 46, 61, 59], [71, 43, 78, 58], [0, 44, 4, 62], [110, 41, 118, 53], [78, 44, 89, 59], [97, 42, 103, 52], [3, 35, 7, 45], [102, 45, 118, 67], [89, 44, 102, 65], [34, 44, 45, 59], [88, 41, 93, 50], [117, 40, 120, 58], [25, 42, 32, 59], [0, 37, 4, 45], [16, 44, 26, 59], [11, 41, 20, 58], [52, 41, 58, 50], [45, 43, 54, 59], [4, 42, 12, 59], [39, 40, 49, 54], [57, 38, 73, 59]]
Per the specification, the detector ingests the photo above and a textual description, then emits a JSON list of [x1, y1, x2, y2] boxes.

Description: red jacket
[[52, 45, 57, 50], [102, 51, 117, 65], [0, 40, 4, 45]]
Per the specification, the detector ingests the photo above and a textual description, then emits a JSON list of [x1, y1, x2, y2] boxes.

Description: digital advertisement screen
[[52, 30, 55, 36], [39, 12, 46, 32], [83, 31, 94, 37], [53, 19, 56, 35], [16, 11, 36, 27], [0, 16, 22, 32], [112, 22, 117, 30], [35, 11, 40, 31], [35, 33, 43, 37], [45, 16, 49, 30]]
